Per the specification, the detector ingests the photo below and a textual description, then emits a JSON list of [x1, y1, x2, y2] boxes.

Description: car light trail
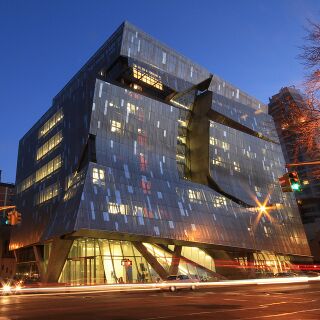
[[2, 276, 320, 296], [2, 284, 12, 294]]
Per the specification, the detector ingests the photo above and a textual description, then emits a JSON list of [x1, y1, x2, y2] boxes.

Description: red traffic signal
[[279, 173, 292, 192]]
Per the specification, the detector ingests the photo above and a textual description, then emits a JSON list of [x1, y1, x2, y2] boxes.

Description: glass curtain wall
[[59, 239, 157, 285], [144, 243, 217, 281]]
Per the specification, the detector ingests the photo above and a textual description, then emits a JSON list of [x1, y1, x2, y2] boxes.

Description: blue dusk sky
[[0, 0, 319, 183]]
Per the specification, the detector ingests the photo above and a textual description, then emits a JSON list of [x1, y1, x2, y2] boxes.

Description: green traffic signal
[[291, 182, 301, 191]]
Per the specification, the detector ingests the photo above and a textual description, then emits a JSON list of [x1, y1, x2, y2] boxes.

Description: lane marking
[[140, 300, 318, 320], [261, 302, 287, 306], [140, 305, 271, 320], [224, 298, 248, 302], [238, 307, 320, 319], [142, 311, 212, 319]]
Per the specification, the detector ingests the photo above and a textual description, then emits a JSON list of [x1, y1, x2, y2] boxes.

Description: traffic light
[[279, 172, 302, 193], [279, 173, 292, 192], [4, 210, 22, 226], [5, 211, 13, 225], [288, 171, 302, 192]]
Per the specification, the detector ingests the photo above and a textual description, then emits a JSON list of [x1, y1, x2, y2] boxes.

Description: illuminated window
[[213, 196, 227, 208], [132, 64, 163, 90], [127, 102, 137, 114], [177, 119, 188, 127], [36, 182, 59, 205], [36, 131, 63, 160], [177, 136, 186, 144], [35, 155, 62, 182], [38, 109, 63, 138], [176, 154, 185, 161], [233, 161, 241, 172], [188, 189, 201, 202], [92, 168, 105, 186], [132, 83, 142, 91], [209, 137, 229, 151], [108, 202, 128, 215], [17, 174, 35, 194], [209, 137, 217, 145], [212, 156, 225, 167], [17, 156, 61, 193], [221, 141, 230, 151], [111, 120, 121, 133], [108, 202, 119, 214]]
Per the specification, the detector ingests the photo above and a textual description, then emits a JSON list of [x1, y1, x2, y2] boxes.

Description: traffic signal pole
[[0, 206, 16, 211], [279, 160, 320, 193], [286, 160, 320, 167]]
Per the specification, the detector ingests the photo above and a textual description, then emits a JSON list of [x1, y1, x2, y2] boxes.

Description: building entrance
[[64, 257, 102, 285]]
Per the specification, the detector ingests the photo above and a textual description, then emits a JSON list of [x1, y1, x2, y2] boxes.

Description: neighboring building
[[0, 171, 16, 279], [269, 87, 320, 261], [11, 22, 310, 285]]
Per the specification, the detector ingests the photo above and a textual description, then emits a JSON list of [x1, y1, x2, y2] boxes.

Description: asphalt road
[[2, 282, 320, 320]]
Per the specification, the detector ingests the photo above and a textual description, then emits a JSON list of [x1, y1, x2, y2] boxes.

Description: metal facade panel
[[74, 80, 310, 256]]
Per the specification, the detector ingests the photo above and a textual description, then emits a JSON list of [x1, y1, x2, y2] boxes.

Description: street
[[2, 281, 320, 319]]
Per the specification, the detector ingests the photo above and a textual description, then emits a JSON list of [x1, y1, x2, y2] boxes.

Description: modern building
[[269, 87, 320, 261], [0, 171, 16, 279], [11, 22, 311, 285]]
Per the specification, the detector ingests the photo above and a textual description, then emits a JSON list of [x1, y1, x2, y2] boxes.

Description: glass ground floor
[[58, 239, 218, 285], [14, 238, 295, 285]]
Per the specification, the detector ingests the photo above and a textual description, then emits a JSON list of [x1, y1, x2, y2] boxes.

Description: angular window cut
[[132, 64, 163, 90]]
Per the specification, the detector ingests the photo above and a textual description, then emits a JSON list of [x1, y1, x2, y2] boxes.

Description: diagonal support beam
[[45, 238, 73, 283], [132, 242, 169, 280], [168, 245, 182, 276], [33, 245, 46, 283]]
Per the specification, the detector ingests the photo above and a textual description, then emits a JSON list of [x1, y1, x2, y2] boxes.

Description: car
[[161, 275, 197, 292], [0, 279, 23, 295], [299, 271, 320, 277], [274, 271, 297, 278]]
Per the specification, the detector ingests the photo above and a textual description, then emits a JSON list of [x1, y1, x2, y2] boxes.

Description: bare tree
[[279, 20, 320, 168], [299, 20, 320, 113]]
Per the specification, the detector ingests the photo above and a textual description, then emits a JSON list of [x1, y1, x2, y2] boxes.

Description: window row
[[17, 174, 34, 194], [36, 182, 59, 205], [36, 155, 62, 182], [17, 155, 62, 194], [38, 109, 63, 138], [36, 131, 63, 160]]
